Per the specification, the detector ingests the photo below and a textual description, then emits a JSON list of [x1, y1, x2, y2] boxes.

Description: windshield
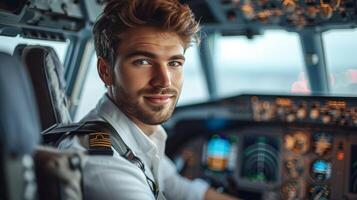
[[323, 28, 357, 96], [214, 30, 309, 96]]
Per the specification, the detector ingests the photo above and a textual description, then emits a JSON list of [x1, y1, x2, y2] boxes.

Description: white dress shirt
[[59, 94, 209, 200]]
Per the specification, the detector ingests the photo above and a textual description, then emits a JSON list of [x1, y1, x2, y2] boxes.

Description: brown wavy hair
[[93, 0, 200, 67]]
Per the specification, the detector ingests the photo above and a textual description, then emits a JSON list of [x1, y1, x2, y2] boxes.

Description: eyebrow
[[124, 50, 185, 61]]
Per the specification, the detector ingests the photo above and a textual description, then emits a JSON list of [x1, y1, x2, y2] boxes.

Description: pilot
[[59, 0, 238, 199]]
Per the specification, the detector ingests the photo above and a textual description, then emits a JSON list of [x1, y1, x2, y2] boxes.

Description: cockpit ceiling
[[0, 0, 103, 35], [0, 0, 357, 37], [183, 0, 357, 32]]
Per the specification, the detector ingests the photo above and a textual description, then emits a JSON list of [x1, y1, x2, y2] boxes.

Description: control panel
[[251, 95, 357, 126], [167, 94, 357, 199]]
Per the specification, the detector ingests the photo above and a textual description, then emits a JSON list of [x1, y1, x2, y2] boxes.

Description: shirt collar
[[89, 94, 167, 159]]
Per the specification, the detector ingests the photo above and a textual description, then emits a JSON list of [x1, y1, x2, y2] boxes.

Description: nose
[[150, 63, 171, 88]]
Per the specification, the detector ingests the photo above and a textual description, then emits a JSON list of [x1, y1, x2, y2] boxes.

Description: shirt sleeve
[[160, 155, 209, 200]]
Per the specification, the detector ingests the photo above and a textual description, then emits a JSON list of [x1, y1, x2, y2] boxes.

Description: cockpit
[[1, 0, 357, 199]]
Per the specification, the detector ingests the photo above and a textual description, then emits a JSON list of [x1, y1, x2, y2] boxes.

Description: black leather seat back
[[0, 52, 40, 200], [15, 45, 72, 131]]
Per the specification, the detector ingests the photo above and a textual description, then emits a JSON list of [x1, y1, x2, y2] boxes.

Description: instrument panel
[[166, 94, 357, 200]]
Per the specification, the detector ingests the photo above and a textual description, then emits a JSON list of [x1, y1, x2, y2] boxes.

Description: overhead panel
[[186, 0, 357, 32], [0, 0, 104, 37]]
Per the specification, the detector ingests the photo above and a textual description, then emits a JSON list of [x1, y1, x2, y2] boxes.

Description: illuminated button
[[310, 109, 319, 120], [322, 115, 331, 124], [337, 151, 344, 161], [297, 108, 307, 119], [320, 4, 333, 20], [287, 113, 296, 122], [337, 142, 344, 161], [242, 3, 255, 19], [282, 0, 296, 13]]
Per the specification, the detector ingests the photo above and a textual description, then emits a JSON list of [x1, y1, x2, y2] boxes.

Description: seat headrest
[[0, 52, 40, 155], [17, 45, 72, 131]]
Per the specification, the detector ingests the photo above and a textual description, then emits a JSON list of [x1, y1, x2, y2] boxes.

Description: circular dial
[[310, 104, 320, 120], [284, 132, 310, 154], [284, 156, 304, 178], [313, 132, 333, 156], [297, 104, 307, 119], [281, 181, 300, 200], [311, 160, 332, 181], [309, 184, 330, 200]]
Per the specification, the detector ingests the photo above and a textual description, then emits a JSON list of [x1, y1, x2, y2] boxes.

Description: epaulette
[[41, 121, 114, 155], [88, 132, 112, 155]]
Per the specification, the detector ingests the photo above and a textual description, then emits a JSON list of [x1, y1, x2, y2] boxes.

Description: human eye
[[168, 60, 184, 68], [133, 58, 151, 66]]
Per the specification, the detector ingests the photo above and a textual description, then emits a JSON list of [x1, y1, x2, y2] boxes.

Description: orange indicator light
[[337, 151, 344, 161]]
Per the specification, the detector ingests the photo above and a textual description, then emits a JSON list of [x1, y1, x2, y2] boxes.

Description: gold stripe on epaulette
[[89, 132, 111, 148]]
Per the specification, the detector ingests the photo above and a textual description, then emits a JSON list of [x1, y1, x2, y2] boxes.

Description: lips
[[144, 95, 174, 104]]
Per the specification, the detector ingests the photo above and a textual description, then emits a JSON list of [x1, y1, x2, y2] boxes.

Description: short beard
[[112, 84, 179, 125]]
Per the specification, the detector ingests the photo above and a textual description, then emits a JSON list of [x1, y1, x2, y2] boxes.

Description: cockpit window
[[0, 35, 69, 65], [214, 30, 308, 96], [323, 28, 357, 96], [74, 54, 105, 121], [178, 45, 209, 105]]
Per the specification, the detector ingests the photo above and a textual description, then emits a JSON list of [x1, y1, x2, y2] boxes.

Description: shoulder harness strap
[[41, 120, 163, 199]]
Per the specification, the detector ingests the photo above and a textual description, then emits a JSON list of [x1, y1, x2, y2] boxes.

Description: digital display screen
[[205, 135, 238, 172], [240, 135, 280, 183]]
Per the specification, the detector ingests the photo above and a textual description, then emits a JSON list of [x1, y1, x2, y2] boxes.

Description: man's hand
[[204, 188, 242, 200]]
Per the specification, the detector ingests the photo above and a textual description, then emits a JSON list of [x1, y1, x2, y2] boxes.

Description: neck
[[106, 93, 157, 136], [129, 116, 158, 136]]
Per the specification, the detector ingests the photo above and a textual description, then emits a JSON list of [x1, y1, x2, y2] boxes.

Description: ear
[[97, 57, 113, 86]]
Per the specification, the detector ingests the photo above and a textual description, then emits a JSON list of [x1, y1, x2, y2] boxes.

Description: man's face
[[109, 26, 185, 125]]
